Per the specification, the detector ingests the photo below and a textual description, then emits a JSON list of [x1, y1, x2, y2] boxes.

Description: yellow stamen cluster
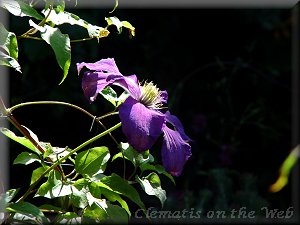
[[139, 81, 163, 109]]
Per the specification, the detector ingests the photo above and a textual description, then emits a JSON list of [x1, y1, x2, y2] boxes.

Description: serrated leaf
[[136, 172, 167, 207], [0, 127, 40, 155], [75, 147, 110, 177], [0, 0, 43, 20], [0, 50, 21, 73], [0, 23, 18, 60], [6, 202, 49, 224], [0, 189, 19, 212], [13, 152, 41, 165], [101, 173, 145, 210]]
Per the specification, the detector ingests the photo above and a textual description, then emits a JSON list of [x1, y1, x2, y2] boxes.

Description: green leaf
[[105, 16, 135, 37], [0, 50, 21, 72], [13, 152, 41, 165], [41, 25, 70, 84], [75, 147, 110, 177], [70, 186, 89, 209], [100, 86, 118, 107], [42, 8, 109, 39], [83, 202, 128, 224], [121, 21, 135, 37], [116, 91, 130, 107], [113, 142, 153, 167], [0, 23, 18, 60], [270, 145, 299, 192], [6, 202, 49, 224], [100, 88, 130, 107], [105, 202, 128, 224], [43, 145, 72, 162], [0, 0, 43, 20], [0, 127, 41, 155], [0, 189, 19, 212], [101, 173, 145, 210], [97, 182, 131, 216], [83, 203, 107, 222], [36, 170, 73, 198], [139, 163, 175, 185], [55, 212, 81, 224], [136, 172, 167, 207], [29, 20, 71, 84], [31, 166, 48, 185]]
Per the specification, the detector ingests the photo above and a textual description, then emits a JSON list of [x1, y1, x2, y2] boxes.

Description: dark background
[[6, 7, 295, 222]]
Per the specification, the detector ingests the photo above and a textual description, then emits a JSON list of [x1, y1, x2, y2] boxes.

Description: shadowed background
[[4, 6, 294, 222]]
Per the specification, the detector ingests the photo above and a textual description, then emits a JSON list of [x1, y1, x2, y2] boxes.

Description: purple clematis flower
[[77, 58, 192, 176]]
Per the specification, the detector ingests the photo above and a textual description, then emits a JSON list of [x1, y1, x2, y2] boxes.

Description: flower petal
[[119, 97, 165, 151], [81, 72, 122, 102], [165, 111, 192, 142], [79, 58, 141, 102], [77, 58, 121, 75], [160, 90, 168, 104], [161, 125, 192, 176]]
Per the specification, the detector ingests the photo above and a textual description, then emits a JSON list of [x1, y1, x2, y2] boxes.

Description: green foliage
[[6, 202, 49, 224], [13, 152, 41, 165], [75, 147, 110, 177], [0, 127, 41, 155], [0, 23, 20, 72], [136, 172, 167, 207], [100, 87, 130, 108], [0, 0, 43, 20], [0, 0, 135, 83], [0, 124, 173, 223], [0, 1, 177, 224]]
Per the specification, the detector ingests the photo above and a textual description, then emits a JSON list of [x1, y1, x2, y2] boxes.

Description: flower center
[[139, 81, 164, 109]]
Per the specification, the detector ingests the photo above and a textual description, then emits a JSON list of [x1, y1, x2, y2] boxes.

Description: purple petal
[[160, 90, 168, 104], [114, 75, 141, 100], [161, 125, 192, 176], [81, 72, 123, 102], [119, 97, 165, 151], [77, 58, 121, 75], [79, 58, 141, 102], [165, 111, 192, 142]]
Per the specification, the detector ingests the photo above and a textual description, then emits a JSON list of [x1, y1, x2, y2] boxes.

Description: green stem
[[71, 37, 94, 43], [16, 122, 122, 203], [9, 101, 119, 146], [18, 4, 53, 39]]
